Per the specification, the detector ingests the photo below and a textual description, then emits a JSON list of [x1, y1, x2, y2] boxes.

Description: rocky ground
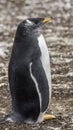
[[0, 0, 73, 130]]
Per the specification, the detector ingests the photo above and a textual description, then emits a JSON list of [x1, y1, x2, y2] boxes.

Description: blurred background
[[0, 0, 73, 130]]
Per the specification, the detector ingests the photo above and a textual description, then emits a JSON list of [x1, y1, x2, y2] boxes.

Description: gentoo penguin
[[0, 18, 55, 124]]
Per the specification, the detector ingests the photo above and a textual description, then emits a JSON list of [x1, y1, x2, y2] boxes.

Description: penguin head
[[16, 18, 52, 36], [27, 18, 52, 29]]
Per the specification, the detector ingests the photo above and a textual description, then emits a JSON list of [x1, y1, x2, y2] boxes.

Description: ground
[[0, 0, 73, 130]]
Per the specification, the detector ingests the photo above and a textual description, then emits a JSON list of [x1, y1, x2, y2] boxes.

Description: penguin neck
[[13, 30, 41, 56], [32, 29, 41, 37], [14, 29, 41, 44]]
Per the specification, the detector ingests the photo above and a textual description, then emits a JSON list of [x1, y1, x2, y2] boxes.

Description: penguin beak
[[42, 17, 52, 23], [30, 17, 52, 30], [34, 17, 52, 29]]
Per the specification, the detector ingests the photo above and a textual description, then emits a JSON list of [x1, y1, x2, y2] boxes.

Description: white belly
[[37, 34, 51, 101]]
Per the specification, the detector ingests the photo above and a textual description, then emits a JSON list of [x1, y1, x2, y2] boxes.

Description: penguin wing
[[29, 59, 49, 112]]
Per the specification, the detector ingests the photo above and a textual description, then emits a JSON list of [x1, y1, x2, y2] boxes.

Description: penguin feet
[[0, 113, 56, 124], [43, 114, 56, 121]]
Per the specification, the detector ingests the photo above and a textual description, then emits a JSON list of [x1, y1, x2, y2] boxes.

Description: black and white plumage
[[0, 18, 52, 123]]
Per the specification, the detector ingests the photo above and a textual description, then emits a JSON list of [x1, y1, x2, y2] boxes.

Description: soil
[[0, 0, 73, 130]]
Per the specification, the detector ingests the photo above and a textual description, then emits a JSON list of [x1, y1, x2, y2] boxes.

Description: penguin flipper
[[43, 114, 56, 121]]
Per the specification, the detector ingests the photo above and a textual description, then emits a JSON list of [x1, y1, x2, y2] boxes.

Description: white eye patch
[[26, 20, 33, 25]]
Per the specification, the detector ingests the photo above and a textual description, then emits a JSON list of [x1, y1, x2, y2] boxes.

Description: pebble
[[5, 128, 9, 130]]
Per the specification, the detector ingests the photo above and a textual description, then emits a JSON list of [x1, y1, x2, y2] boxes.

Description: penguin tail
[[0, 114, 12, 124], [0, 113, 25, 124]]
